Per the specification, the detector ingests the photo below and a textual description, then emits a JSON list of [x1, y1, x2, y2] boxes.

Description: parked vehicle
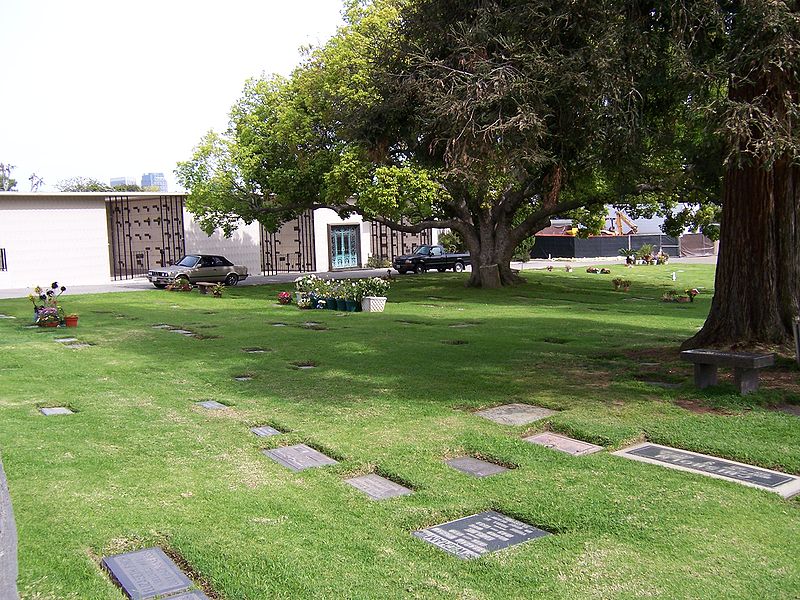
[[147, 254, 248, 288], [392, 245, 471, 274]]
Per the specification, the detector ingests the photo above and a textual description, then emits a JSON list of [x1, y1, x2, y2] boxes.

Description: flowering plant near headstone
[[359, 277, 390, 298], [28, 282, 67, 325], [278, 291, 292, 305]]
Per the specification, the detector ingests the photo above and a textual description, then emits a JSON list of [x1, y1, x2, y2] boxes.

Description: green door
[[330, 225, 359, 269]]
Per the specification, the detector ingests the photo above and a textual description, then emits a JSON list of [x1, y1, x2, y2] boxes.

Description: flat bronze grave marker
[[54, 337, 78, 343], [446, 456, 508, 478], [250, 426, 281, 437], [524, 432, 603, 456], [40, 407, 73, 416], [196, 401, 227, 410], [263, 444, 338, 472], [234, 376, 252, 382], [475, 403, 558, 426], [242, 347, 268, 353], [170, 329, 193, 335], [152, 324, 172, 329], [0, 314, 16, 319], [614, 442, 800, 498], [345, 474, 412, 500], [65, 343, 92, 349], [413, 511, 549, 559], [101, 547, 193, 599]]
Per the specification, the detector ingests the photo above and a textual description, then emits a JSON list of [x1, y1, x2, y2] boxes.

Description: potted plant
[[360, 277, 390, 312], [661, 290, 679, 302], [166, 277, 192, 292], [64, 314, 79, 327], [685, 288, 699, 302], [278, 291, 292, 305], [636, 244, 655, 265], [618, 247, 636, 266], [344, 281, 360, 312], [212, 283, 225, 298]]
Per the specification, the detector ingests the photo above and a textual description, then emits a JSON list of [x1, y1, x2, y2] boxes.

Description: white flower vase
[[361, 296, 387, 313]]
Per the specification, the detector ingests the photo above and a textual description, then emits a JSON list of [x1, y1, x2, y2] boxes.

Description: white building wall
[[183, 210, 263, 275], [0, 195, 111, 288]]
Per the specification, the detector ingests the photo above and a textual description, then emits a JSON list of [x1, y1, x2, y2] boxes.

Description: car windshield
[[176, 256, 200, 267], [413, 245, 431, 256]]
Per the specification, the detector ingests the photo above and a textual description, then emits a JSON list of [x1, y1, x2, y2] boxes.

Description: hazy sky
[[1, 1, 345, 192]]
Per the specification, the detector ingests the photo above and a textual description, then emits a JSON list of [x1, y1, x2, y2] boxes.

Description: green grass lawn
[[1, 264, 798, 599]]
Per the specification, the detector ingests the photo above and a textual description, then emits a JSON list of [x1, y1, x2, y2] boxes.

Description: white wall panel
[[0, 196, 111, 288], [183, 210, 263, 275]]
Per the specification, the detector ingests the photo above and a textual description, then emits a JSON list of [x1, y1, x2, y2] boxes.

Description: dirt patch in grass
[[674, 398, 732, 415]]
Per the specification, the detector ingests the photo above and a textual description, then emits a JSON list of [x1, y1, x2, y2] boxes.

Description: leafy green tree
[[55, 177, 112, 192], [180, 0, 682, 287], [0, 163, 17, 191]]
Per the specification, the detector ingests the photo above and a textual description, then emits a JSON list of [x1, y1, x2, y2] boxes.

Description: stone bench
[[196, 282, 215, 295], [680, 349, 774, 395]]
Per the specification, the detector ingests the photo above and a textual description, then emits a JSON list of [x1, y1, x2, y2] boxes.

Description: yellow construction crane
[[614, 211, 638, 236]]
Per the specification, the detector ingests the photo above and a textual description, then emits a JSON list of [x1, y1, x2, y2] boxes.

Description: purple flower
[[51, 282, 58, 289], [60, 286, 66, 292]]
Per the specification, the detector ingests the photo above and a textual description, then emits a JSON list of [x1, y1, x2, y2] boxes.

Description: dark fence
[[0, 248, 6, 271], [531, 234, 679, 259]]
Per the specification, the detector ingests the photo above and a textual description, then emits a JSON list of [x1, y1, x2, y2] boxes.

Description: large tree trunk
[[683, 71, 800, 349], [463, 211, 525, 288]]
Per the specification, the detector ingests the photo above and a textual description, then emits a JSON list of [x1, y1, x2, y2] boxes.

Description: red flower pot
[[65, 316, 79, 327]]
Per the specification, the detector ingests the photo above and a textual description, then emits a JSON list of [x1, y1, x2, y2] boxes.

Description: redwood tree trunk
[[682, 73, 800, 349]]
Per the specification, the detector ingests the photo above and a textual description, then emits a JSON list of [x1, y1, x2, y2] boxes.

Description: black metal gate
[[260, 210, 316, 275], [107, 195, 186, 280], [369, 222, 432, 262]]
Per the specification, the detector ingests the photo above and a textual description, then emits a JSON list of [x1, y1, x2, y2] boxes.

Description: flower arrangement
[[612, 278, 631, 292], [28, 282, 67, 325], [212, 283, 225, 298], [278, 291, 292, 305], [294, 274, 320, 293], [359, 277, 390, 298], [600, 268, 611, 274], [297, 295, 312, 309], [586, 267, 600, 274], [685, 288, 699, 302], [546, 265, 553, 272], [166, 278, 192, 292], [565, 266, 573, 272]]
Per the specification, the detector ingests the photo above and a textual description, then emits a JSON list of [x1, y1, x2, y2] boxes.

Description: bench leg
[[198, 286, 208, 295], [734, 368, 760, 395], [693, 363, 717, 389]]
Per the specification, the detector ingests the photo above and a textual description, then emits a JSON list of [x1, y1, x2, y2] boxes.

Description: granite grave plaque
[[251, 426, 281, 437], [196, 401, 227, 410], [475, 403, 558, 426], [40, 407, 73, 416], [170, 329, 193, 335], [0, 314, 16, 319], [615, 442, 800, 497], [65, 343, 92, 349], [524, 432, 603, 456], [152, 324, 172, 329], [446, 456, 508, 477], [101, 547, 193, 599], [345, 474, 412, 500], [263, 444, 338, 471], [54, 337, 78, 343], [242, 347, 267, 353], [234, 376, 252, 381], [413, 511, 549, 559]]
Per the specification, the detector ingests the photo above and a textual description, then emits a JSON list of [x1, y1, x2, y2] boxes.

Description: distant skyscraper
[[110, 176, 138, 188], [141, 172, 168, 192]]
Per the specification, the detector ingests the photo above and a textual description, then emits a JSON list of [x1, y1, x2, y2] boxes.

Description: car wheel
[[454, 262, 465, 273], [154, 283, 167, 289], [225, 273, 239, 286], [415, 264, 426, 274]]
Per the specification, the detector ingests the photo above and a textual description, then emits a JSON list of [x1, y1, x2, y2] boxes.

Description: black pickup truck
[[393, 244, 471, 274]]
